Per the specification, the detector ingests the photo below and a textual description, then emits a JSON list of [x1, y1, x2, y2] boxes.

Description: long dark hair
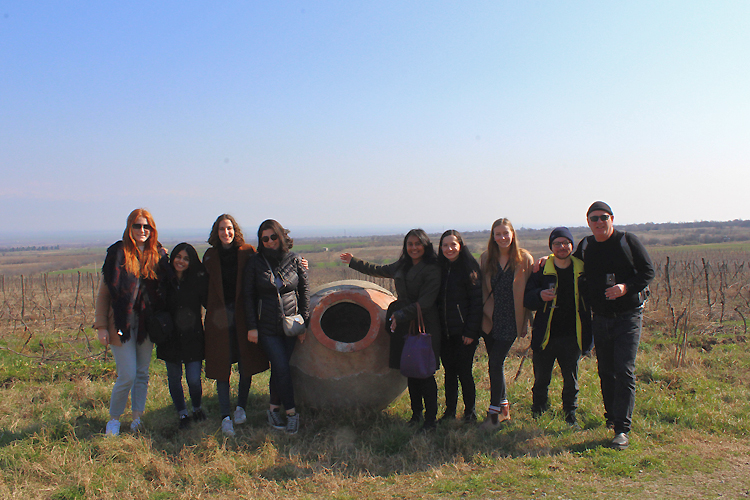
[[207, 214, 245, 248], [397, 228, 437, 272], [257, 219, 293, 254], [437, 229, 480, 285], [169, 242, 205, 283]]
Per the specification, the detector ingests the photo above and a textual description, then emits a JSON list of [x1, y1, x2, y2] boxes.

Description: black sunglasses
[[131, 223, 153, 231], [261, 234, 279, 243], [588, 214, 611, 222]]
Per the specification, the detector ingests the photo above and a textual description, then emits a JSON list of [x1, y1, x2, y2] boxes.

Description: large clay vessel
[[290, 280, 407, 409]]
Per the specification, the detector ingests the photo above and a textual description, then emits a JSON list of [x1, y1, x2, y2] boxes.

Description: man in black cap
[[525, 227, 591, 429], [574, 201, 654, 450]]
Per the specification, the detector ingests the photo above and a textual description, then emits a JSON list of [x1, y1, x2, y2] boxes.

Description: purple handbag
[[399, 304, 436, 379]]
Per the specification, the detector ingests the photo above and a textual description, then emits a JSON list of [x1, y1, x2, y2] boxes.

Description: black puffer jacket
[[438, 259, 483, 341], [243, 251, 310, 337], [156, 271, 208, 363]]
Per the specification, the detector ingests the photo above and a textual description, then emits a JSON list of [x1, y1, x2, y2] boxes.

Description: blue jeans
[[109, 337, 154, 418], [259, 334, 297, 410], [532, 336, 581, 415], [593, 308, 643, 434], [165, 360, 203, 416], [484, 335, 516, 409]]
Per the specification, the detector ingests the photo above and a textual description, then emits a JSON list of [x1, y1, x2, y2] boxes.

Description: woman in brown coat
[[203, 214, 269, 436], [479, 218, 533, 429]]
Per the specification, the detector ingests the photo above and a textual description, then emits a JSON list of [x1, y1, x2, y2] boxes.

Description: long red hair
[[122, 208, 161, 279]]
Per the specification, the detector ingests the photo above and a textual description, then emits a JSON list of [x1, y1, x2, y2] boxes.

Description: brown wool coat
[[203, 244, 269, 381], [94, 278, 124, 347], [480, 250, 534, 338]]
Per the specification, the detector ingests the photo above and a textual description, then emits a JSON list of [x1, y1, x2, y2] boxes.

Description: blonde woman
[[479, 218, 533, 429]]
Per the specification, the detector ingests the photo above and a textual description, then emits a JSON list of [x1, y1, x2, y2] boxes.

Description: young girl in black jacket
[[436, 230, 483, 423], [156, 243, 208, 429]]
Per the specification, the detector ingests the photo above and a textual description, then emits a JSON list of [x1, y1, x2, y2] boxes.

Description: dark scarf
[[102, 241, 158, 343]]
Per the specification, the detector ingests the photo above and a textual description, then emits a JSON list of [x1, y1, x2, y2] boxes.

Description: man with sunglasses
[[574, 201, 654, 450]]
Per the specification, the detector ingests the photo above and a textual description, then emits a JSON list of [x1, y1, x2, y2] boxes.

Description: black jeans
[[216, 303, 251, 418], [484, 335, 516, 409], [532, 336, 581, 415], [407, 376, 438, 423], [593, 308, 643, 434], [440, 335, 478, 416]]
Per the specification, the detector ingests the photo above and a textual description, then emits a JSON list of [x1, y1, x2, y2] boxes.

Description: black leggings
[[407, 376, 438, 423]]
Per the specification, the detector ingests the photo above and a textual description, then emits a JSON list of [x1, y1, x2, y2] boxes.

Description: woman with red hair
[[95, 208, 170, 436]]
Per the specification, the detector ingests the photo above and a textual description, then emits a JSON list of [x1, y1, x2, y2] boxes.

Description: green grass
[[1, 328, 749, 498]]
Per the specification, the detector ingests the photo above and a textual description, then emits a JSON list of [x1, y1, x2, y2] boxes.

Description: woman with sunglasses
[[340, 229, 441, 432], [156, 243, 208, 429], [244, 220, 310, 434], [203, 214, 269, 437], [436, 230, 483, 424], [95, 208, 170, 436], [479, 218, 533, 429]]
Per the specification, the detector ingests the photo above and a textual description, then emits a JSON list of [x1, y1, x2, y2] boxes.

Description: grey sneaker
[[105, 419, 120, 436], [233, 406, 247, 425], [130, 418, 142, 432], [267, 409, 285, 430], [221, 416, 235, 437], [285, 412, 299, 435], [611, 432, 629, 450]]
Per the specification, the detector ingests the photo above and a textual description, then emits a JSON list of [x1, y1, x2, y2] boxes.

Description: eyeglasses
[[131, 223, 152, 231], [588, 214, 611, 222], [552, 241, 572, 248], [261, 234, 279, 243]]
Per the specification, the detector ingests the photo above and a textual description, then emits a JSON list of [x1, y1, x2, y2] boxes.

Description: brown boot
[[479, 412, 499, 430], [497, 402, 511, 423]]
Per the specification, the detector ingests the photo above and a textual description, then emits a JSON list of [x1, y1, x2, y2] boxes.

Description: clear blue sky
[[2, 1, 748, 241]]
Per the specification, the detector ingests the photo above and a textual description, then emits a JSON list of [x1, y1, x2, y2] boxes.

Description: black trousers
[[440, 335, 478, 416], [532, 336, 581, 415], [407, 375, 438, 423]]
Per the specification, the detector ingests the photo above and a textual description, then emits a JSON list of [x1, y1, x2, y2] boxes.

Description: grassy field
[[1, 233, 749, 498], [1, 328, 749, 499]]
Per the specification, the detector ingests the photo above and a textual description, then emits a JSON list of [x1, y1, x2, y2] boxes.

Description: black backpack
[[580, 232, 650, 305]]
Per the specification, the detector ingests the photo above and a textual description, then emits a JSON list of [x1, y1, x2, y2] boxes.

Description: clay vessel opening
[[319, 301, 371, 344]]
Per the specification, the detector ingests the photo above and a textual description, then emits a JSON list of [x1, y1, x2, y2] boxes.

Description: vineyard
[[0, 241, 749, 499], [1, 244, 748, 367]]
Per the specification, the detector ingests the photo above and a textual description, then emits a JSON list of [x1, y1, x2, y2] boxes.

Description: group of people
[[341, 201, 654, 450], [94, 201, 654, 450], [95, 210, 309, 437]]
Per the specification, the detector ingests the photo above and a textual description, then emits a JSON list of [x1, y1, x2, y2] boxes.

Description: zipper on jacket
[[258, 299, 262, 320], [442, 266, 451, 330], [456, 303, 465, 324]]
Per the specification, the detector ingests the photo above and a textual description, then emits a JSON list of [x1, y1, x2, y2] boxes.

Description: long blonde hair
[[122, 208, 161, 279], [482, 218, 523, 279]]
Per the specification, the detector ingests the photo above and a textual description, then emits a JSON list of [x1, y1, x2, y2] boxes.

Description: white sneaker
[[233, 406, 247, 425], [221, 416, 235, 437], [130, 418, 142, 432], [105, 419, 120, 436]]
